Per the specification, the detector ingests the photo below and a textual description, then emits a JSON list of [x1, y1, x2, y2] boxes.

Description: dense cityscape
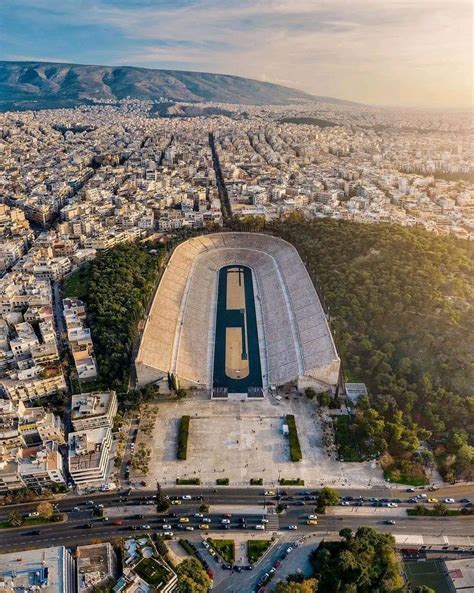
[[0, 0, 472, 589]]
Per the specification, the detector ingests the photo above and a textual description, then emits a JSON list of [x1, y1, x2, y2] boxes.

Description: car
[[416, 494, 427, 499], [245, 565, 254, 571], [96, 503, 104, 508], [140, 524, 151, 530], [307, 519, 318, 525], [428, 498, 438, 503], [102, 517, 109, 522], [185, 526, 194, 531], [202, 517, 212, 523], [87, 500, 94, 505], [341, 501, 350, 506], [171, 500, 182, 505], [255, 524, 265, 530], [406, 487, 416, 492], [223, 513, 232, 518], [28, 530, 41, 535], [387, 502, 398, 508], [385, 520, 396, 525], [28, 512, 39, 517], [73, 506, 80, 512], [264, 490, 275, 496], [261, 518, 269, 523], [222, 564, 232, 570], [286, 547, 294, 554], [308, 514, 317, 520], [135, 514, 144, 519], [194, 513, 204, 518], [199, 524, 209, 529], [162, 524, 172, 530], [288, 525, 298, 530], [444, 498, 455, 504], [182, 495, 192, 500], [179, 517, 190, 523], [221, 519, 230, 524], [460, 498, 471, 503], [112, 520, 123, 526], [294, 501, 305, 506], [82, 523, 93, 529]]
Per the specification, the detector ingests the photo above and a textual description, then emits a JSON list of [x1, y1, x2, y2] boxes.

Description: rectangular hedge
[[177, 415, 190, 460], [286, 415, 302, 462], [216, 478, 229, 485]]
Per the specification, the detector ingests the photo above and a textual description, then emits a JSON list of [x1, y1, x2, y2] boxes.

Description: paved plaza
[[138, 392, 385, 488]]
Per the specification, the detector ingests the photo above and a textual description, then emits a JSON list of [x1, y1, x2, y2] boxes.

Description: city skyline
[[1, 0, 472, 109]]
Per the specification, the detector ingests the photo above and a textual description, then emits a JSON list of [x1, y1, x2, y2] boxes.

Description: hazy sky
[[1, 0, 472, 108]]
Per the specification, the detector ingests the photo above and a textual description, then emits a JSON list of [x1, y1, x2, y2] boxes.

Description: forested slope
[[63, 242, 163, 391], [273, 215, 474, 480]]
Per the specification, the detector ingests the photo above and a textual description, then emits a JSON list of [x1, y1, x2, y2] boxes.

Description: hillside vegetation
[[273, 215, 474, 481], [63, 242, 163, 391]]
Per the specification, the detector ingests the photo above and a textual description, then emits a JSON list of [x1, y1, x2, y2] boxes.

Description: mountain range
[[0, 61, 350, 110]]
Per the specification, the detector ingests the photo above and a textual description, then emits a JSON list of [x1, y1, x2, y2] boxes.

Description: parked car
[[444, 498, 455, 504], [288, 525, 298, 530]]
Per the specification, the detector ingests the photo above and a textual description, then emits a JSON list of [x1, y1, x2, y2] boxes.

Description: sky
[[1, 0, 472, 108]]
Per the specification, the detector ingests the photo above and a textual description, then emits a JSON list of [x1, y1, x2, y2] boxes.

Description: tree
[[316, 487, 340, 513], [37, 501, 54, 520], [305, 387, 316, 400], [274, 579, 318, 592], [310, 526, 406, 592], [176, 558, 211, 593], [414, 587, 435, 593], [8, 511, 23, 527], [199, 503, 209, 514], [156, 482, 169, 513]]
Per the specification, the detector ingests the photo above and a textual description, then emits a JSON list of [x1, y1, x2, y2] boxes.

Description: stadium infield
[[213, 265, 262, 393]]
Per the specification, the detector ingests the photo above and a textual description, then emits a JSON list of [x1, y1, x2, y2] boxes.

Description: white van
[[255, 524, 265, 530]]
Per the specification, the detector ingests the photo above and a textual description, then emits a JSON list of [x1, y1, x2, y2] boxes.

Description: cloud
[[0, 0, 472, 107]]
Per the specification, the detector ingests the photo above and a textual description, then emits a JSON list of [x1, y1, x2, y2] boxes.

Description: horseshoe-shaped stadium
[[135, 233, 340, 397]]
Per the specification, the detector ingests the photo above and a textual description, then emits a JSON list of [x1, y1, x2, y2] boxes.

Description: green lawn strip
[[286, 415, 302, 462], [177, 415, 190, 460], [383, 466, 428, 487], [279, 478, 304, 486], [209, 539, 235, 564], [216, 478, 229, 485], [247, 540, 272, 564], [0, 516, 62, 530], [250, 478, 263, 485], [176, 478, 200, 485], [407, 507, 473, 517], [333, 415, 365, 462], [179, 539, 195, 556]]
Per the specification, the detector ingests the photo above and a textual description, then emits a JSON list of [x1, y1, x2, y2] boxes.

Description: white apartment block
[[71, 391, 118, 431], [68, 426, 113, 486]]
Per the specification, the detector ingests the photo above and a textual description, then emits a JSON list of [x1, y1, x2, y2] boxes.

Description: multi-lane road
[[1, 486, 473, 553]]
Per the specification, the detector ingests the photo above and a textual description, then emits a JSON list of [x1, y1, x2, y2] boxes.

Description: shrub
[[216, 478, 229, 485], [177, 416, 190, 460], [286, 415, 302, 462]]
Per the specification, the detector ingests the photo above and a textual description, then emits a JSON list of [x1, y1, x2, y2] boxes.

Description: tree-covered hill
[[273, 215, 474, 480], [63, 242, 164, 391]]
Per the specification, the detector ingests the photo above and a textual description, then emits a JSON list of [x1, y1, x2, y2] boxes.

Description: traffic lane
[[1, 486, 472, 516], [279, 513, 474, 536]]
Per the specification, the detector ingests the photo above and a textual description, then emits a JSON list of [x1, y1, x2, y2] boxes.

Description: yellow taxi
[[307, 519, 318, 525], [199, 523, 210, 529], [428, 498, 438, 503], [179, 517, 190, 523], [171, 500, 182, 505]]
